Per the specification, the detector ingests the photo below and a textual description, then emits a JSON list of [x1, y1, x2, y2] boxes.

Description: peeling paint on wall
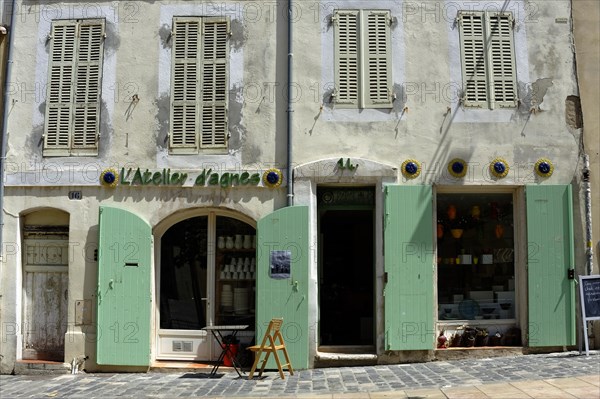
[[158, 23, 172, 50], [229, 19, 246, 50], [154, 94, 170, 150], [530, 78, 554, 107], [565, 95, 583, 129], [228, 85, 245, 150]]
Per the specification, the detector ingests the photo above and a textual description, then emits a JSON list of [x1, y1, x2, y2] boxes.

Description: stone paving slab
[[0, 351, 598, 398]]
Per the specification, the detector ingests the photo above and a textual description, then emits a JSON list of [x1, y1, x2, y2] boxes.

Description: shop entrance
[[318, 187, 375, 347], [157, 213, 256, 361]]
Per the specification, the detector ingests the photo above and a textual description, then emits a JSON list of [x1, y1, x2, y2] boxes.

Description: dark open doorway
[[318, 187, 375, 347]]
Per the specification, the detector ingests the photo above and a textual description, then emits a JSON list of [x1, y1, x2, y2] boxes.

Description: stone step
[[15, 360, 71, 375]]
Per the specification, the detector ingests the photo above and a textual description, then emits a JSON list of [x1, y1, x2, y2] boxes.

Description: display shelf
[[215, 247, 256, 328]]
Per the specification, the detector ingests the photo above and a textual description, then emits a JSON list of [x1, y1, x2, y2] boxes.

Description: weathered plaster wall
[[1, 0, 285, 373], [5, 0, 284, 184], [293, 0, 581, 186], [572, 0, 600, 348]]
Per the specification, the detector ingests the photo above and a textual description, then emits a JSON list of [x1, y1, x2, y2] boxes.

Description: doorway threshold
[[150, 360, 234, 373], [15, 359, 71, 374], [315, 346, 378, 368]]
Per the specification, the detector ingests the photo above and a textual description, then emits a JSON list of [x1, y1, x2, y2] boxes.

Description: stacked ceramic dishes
[[233, 287, 249, 315], [221, 284, 233, 312]]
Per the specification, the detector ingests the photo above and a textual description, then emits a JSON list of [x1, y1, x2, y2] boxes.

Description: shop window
[[332, 9, 393, 109], [169, 16, 230, 154], [215, 216, 256, 328], [458, 11, 517, 109], [437, 193, 515, 322], [43, 19, 105, 157]]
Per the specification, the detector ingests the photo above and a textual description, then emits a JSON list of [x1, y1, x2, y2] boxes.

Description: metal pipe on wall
[[286, 0, 294, 206], [583, 154, 594, 275], [0, 0, 17, 260]]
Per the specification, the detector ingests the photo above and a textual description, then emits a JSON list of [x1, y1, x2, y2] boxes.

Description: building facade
[[0, 0, 596, 373]]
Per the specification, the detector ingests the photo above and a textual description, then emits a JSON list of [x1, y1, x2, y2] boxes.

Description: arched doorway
[[21, 209, 70, 361], [156, 211, 256, 361]]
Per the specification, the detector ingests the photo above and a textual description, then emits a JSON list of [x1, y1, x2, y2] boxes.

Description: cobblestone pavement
[[0, 351, 598, 398]]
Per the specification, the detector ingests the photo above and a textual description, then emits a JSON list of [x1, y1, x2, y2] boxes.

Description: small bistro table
[[202, 325, 249, 377]]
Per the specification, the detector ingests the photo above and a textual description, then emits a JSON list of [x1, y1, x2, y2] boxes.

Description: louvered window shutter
[[44, 21, 77, 156], [459, 11, 488, 107], [488, 12, 517, 108], [334, 10, 360, 107], [364, 10, 392, 108], [170, 18, 201, 153], [72, 20, 104, 155], [200, 18, 229, 149], [44, 19, 104, 157]]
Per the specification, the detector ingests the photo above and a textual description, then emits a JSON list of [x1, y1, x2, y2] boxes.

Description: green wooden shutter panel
[[364, 11, 392, 107], [334, 10, 360, 107], [97, 206, 152, 366], [170, 19, 200, 153], [200, 19, 228, 149], [488, 12, 517, 108], [526, 185, 576, 347], [44, 22, 77, 156], [384, 185, 434, 350], [459, 12, 488, 107], [256, 206, 309, 369]]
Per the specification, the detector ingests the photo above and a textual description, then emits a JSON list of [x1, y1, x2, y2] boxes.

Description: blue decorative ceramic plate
[[458, 299, 480, 320]]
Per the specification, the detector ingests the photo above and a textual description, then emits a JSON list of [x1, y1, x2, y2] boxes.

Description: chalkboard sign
[[581, 276, 600, 319], [578, 275, 600, 356]]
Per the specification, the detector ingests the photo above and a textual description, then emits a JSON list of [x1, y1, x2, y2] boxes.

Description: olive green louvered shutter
[[458, 11, 488, 108], [200, 19, 229, 149], [170, 18, 201, 154], [333, 10, 360, 107], [72, 20, 104, 156], [364, 10, 392, 108], [44, 21, 77, 156], [488, 12, 517, 108]]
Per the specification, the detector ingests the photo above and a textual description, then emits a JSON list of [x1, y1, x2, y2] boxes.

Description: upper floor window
[[458, 11, 517, 109], [333, 10, 393, 109], [169, 16, 229, 155], [43, 19, 105, 157]]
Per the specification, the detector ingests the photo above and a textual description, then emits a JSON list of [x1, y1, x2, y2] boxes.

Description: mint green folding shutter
[[526, 185, 576, 346], [97, 206, 152, 365], [384, 185, 434, 350], [256, 206, 309, 369]]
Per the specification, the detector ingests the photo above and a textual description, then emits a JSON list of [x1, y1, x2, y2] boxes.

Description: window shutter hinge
[[102, 32, 107, 39], [330, 15, 337, 23]]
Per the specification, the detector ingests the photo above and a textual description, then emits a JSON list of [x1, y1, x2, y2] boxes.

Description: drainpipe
[[583, 154, 594, 275], [0, 0, 16, 260], [286, 0, 294, 206]]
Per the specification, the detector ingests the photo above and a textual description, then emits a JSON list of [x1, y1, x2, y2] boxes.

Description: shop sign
[[100, 167, 282, 188], [114, 167, 263, 188]]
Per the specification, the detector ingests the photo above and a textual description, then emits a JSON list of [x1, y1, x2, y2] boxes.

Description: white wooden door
[[23, 239, 69, 361]]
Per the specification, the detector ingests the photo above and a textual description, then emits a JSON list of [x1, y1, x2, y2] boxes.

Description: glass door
[[156, 214, 256, 361], [157, 216, 210, 360]]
